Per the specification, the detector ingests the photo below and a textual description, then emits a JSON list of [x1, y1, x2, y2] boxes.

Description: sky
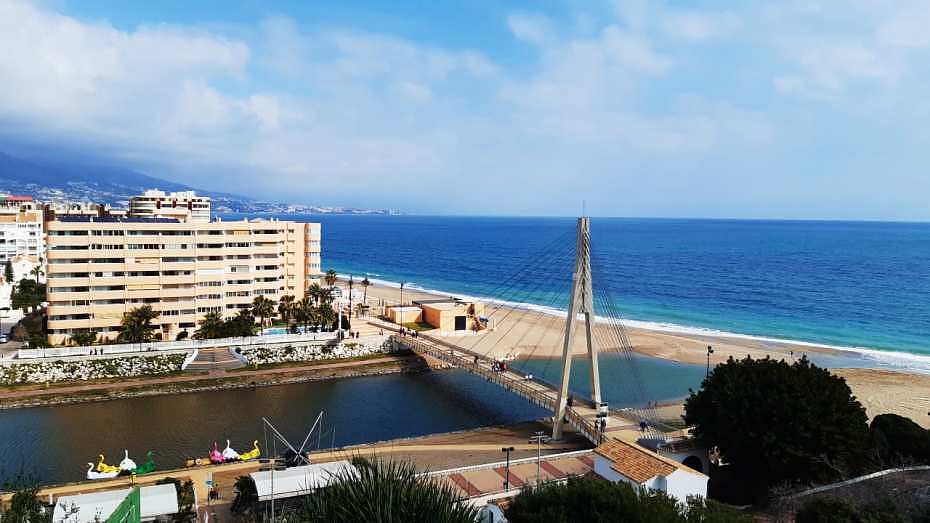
[[1, 0, 929, 220]]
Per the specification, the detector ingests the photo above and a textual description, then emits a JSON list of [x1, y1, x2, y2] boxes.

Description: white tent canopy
[[250, 460, 357, 502], [52, 484, 179, 523]]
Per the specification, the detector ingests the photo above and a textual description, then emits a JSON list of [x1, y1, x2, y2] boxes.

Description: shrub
[[871, 414, 930, 467]]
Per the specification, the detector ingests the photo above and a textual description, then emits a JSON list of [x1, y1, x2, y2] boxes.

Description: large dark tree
[[506, 476, 751, 523], [871, 414, 930, 467], [684, 356, 875, 499]]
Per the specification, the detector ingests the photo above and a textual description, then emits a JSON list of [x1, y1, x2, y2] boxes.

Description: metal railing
[[394, 335, 601, 444]]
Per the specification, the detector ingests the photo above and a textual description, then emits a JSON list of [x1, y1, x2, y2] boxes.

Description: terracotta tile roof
[[594, 439, 678, 484]]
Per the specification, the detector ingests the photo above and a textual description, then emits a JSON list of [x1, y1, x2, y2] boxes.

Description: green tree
[[295, 297, 314, 331], [0, 476, 49, 523], [11, 278, 45, 313], [871, 414, 930, 467], [324, 268, 338, 288], [193, 312, 225, 340], [224, 308, 256, 337], [361, 276, 370, 304], [306, 282, 324, 306], [117, 305, 161, 343], [70, 330, 97, 347], [297, 458, 478, 523], [3, 260, 12, 284], [684, 356, 875, 500], [318, 303, 337, 331], [278, 294, 296, 325], [30, 265, 43, 282], [251, 295, 274, 329], [231, 475, 258, 516]]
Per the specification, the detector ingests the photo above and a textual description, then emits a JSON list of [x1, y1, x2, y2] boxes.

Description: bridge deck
[[393, 335, 656, 446]]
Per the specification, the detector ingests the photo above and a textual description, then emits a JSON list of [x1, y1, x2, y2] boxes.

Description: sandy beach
[[348, 280, 930, 428]]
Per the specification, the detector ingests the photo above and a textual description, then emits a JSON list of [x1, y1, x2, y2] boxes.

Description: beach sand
[[348, 280, 930, 428]]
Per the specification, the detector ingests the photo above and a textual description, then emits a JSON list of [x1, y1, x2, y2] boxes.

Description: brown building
[[45, 215, 321, 345]]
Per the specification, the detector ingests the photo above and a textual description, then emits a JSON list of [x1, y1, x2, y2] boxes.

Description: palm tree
[[305, 282, 324, 306], [317, 303, 337, 331], [298, 458, 478, 522], [361, 276, 371, 304], [117, 305, 161, 343], [251, 296, 274, 329], [295, 298, 314, 332], [278, 295, 295, 325], [324, 269, 338, 288], [30, 265, 43, 282], [193, 311, 225, 340], [319, 287, 334, 305]]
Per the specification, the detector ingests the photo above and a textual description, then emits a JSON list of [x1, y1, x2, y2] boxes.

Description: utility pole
[[348, 275, 354, 318], [553, 217, 602, 440]]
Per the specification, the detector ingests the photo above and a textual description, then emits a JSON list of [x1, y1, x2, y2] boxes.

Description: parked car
[[0, 334, 8, 343]]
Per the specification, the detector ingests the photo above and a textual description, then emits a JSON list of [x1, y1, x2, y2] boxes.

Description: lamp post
[[501, 446, 515, 490], [705, 345, 714, 378], [529, 432, 550, 485]]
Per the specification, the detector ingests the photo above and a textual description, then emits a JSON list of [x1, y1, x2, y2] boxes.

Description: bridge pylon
[[552, 217, 602, 440]]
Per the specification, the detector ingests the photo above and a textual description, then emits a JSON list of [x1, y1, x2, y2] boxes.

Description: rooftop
[[250, 460, 357, 501], [594, 439, 696, 484]]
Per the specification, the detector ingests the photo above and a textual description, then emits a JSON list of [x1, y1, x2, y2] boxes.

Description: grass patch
[[402, 322, 434, 332]]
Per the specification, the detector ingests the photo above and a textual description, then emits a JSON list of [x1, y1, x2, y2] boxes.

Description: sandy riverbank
[[354, 280, 930, 428]]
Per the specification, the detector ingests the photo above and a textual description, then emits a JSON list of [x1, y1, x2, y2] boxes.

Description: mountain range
[[0, 151, 393, 215]]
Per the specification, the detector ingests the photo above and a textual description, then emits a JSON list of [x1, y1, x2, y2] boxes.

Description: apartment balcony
[[88, 276, 127, 286], [88, 263, 127, 273], [159, 248, 195, 257], [162, 275, 196, 286], [85, 290, 127, 300], [46, 250, 90, 261], [160, 262, 197, 272], [46, 290, 91, 301], [48, 236, 90, 247], [160, 287, 197, 299], [84, 249, 128, 258], [47, 318, 95, 330], [46, 277, 90, 287]]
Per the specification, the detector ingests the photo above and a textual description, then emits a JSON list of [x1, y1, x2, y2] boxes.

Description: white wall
[[663, 468, 708, 502]]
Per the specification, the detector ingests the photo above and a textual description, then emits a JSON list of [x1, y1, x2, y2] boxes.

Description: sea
[[224, 214, 930, 372]]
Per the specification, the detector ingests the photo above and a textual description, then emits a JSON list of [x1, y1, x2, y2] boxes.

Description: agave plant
[[297, 458, 478, 523]]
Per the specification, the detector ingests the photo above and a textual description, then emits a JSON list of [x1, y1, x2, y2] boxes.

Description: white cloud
[[507, 13, 551, 46]]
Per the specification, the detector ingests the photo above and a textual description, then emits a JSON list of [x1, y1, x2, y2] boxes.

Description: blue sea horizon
[[222, 214, 930, 372]]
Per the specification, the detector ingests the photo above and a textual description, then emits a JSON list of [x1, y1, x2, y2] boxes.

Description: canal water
[[1, 349, 870, 485]]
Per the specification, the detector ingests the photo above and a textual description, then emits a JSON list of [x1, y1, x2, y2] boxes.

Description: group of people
[[398, 327, 419, 338]]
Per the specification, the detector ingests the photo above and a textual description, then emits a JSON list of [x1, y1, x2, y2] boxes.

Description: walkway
[[392, 333, 662, 446]]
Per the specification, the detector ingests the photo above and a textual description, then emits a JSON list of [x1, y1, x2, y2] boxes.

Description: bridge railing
[[394, 337, 557, 411]]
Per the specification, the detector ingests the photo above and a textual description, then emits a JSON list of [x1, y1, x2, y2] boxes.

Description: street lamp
[[705, 345, 714, 378], [529, 432, 550, 485], [501, 446, 515, 490]]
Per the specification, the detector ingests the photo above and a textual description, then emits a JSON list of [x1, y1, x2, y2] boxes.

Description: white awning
[[52, 484, 179, 523], [250, 460, 357, 502]]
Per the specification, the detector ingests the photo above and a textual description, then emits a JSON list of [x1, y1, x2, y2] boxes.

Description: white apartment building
[[129, 189, 211, 223], [0, 195, 44, 269], [45, 215, 322, 345]]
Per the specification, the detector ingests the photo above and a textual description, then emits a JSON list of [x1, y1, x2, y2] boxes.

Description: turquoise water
[[224, 215, 930, 369]]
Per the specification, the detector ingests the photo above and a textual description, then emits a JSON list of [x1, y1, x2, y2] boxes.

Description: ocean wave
[[355, 275, 930, 374]]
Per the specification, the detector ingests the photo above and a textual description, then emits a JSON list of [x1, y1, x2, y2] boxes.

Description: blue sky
[[1, 0, 929, 220]]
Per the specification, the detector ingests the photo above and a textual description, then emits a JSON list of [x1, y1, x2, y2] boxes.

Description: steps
[[185, 347, 245, 372]]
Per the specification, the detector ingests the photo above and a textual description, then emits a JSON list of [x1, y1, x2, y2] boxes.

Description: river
[[1, 349, 874, 486]]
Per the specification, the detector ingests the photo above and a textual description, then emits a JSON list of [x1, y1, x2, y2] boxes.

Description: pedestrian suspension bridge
[[390, 217, 691, 450]]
